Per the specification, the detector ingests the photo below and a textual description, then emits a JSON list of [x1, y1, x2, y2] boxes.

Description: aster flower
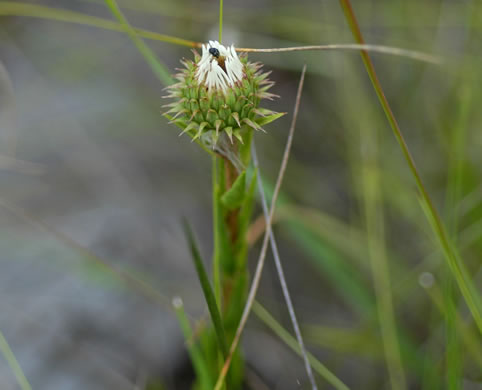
[[163, 40, 280, 146]]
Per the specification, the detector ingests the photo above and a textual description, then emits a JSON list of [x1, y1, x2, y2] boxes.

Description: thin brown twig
[[236, 44, 441, 64], [251, 141, 318, 389], [213, 65, 307, 390]]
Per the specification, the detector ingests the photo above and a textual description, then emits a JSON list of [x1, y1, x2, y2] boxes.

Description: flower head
[[163, 40, 279, 146], [196, 41, 244, 92]]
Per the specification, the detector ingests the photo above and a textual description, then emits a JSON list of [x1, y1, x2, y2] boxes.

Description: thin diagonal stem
[[104, 0, 173, 86], [0, 330, 32, 390], [0, 2, 200, 48], [214, 65, 307, 390], [338, 0, 482, 332], [251, 142, 318, 389], [253, 302, 349, 390], [236, 44, 441, 64], [218, 0, 223, 43]]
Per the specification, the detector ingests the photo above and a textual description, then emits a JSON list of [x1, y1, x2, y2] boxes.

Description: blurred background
[[0, 0, 481, 389]]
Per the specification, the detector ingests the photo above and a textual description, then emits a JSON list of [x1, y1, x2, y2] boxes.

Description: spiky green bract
[[163, 49, 278, 146]]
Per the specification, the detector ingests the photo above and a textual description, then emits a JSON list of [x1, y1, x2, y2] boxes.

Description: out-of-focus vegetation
[[0, 0, 481, 389]]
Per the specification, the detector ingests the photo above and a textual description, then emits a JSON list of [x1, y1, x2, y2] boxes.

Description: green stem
[[338, 0, 482, 332], [219, 0, 223, 43], [213, 155, 222, 307]]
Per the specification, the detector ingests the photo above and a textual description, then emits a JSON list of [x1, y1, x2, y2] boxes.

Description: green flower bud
[[163, 40, 278, 146]]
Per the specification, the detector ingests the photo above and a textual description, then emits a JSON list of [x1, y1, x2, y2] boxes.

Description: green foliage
[[182, 220, 228, 359], [339, 0, 482, 333], [221, 171, 246, 210], [173, 298, 213, 390]]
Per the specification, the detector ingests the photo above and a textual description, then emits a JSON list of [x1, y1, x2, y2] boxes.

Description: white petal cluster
[[196, 40, 244, 92]]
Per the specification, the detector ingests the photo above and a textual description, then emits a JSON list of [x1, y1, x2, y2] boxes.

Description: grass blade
[[252, 302, 349, 390], [172, 297, 213, 390], [338, 0, 482, 333], [0, 2, 198, 48], [104, 0, 173, 86], [0, 330, 32, 390], [182, 220, 228, 359]]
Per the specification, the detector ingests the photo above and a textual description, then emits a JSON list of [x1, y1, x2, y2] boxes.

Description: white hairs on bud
[[196, 40, 244, 92]]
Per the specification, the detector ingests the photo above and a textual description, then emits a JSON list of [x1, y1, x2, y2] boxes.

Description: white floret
[[195, 40, 244, 92]]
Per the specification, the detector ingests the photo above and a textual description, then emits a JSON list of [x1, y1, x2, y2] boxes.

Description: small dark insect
[[209, 47, 220, 58], [208, 47, 227, 73]]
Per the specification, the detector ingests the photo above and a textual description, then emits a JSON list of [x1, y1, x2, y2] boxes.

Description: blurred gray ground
[[0, 25, 193, 390]]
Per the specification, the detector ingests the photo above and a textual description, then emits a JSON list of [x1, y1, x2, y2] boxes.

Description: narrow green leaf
[[220, 171, 246, 210], [172, 297, 213, 390], [238, 169, 258, 241], [104, 0, 173, 86], [253, 301, 349, 390], [255, 112, 286, 127], [418, 195, 482, 330], [182, 220, 228, 359], [0, 2, 197, 47], [0, 330, 32, 390]]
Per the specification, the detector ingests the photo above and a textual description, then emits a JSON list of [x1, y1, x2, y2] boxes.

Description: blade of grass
[[0, 329, 32, 390], [423, 280, 482, 368], [252, 302, 349, 390], [251, 138, 318, 388], [172, 297, 213, 390], [360, 126, 406, 389], [0, 2, 198, 48], [338, 0, 482, 333], [182, 220, 228, 359], [214, 65, 307, 390], [104, 0, 173, 86]]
